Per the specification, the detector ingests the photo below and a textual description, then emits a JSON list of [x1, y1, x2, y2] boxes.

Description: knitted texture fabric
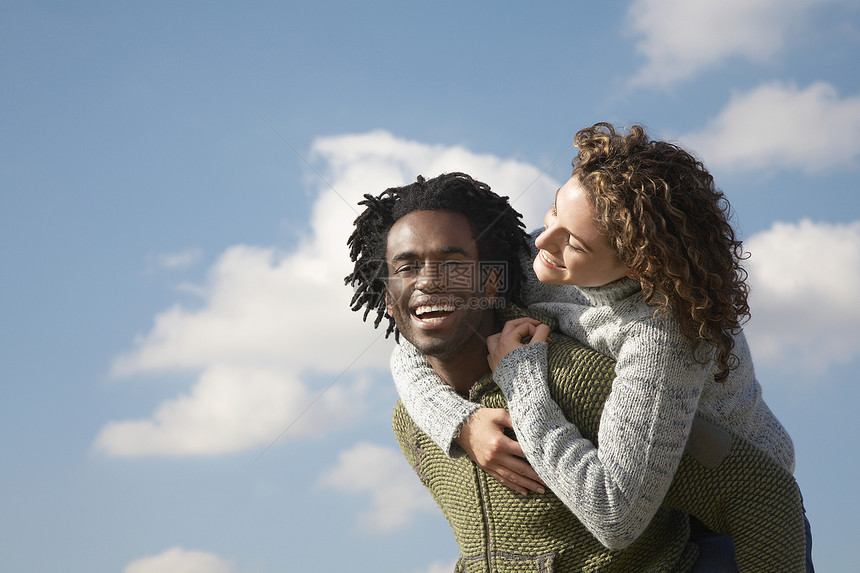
[[393, 382, 698, 573], [393, 307, 806, 572], [540, 331, 807, 572], [393, 274, 796, 547], [530, 277, 795, 474]]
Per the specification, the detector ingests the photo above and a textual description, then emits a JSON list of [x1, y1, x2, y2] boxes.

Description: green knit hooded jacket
[[392, 307, 806, 573]]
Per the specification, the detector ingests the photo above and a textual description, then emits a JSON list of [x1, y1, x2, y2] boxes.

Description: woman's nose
[[535, 227, 556, 251]]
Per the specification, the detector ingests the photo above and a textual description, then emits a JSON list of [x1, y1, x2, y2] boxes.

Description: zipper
[[474, 463, 493, 571]]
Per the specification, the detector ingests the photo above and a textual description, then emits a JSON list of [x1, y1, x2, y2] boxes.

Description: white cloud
[[124, 547, 234, 573], [97, 130, 559, 457], [147, 248, 203, 272], [94, 366, 370, 457], [679, 82, 860, 173], [627, 0, 832, 88], [319, 441, 437, 532], [744, 219, 860, 373], [309, 130, 559, 231]]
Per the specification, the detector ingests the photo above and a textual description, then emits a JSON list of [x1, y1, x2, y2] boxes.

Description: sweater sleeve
[[390, 339, 480, 458], [494, 318, 709, 550]]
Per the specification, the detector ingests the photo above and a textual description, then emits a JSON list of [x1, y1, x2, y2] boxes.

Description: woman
[[391, 123, 813, 571]]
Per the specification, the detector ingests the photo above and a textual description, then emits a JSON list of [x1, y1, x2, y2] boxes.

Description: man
[[345, 173, 806, 572]]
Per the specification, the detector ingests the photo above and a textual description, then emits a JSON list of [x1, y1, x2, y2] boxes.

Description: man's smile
[[385, 210, 497, 359], [411, 298, 460, 327]]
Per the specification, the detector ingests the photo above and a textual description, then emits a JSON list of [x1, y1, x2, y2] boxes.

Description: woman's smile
[[538, 250, 566, 270]]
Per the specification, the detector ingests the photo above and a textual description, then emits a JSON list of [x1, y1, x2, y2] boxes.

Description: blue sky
[[2, 1, 859, 572]]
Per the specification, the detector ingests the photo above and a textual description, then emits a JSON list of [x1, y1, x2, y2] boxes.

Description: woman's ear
[[625, 264, 637, 280]]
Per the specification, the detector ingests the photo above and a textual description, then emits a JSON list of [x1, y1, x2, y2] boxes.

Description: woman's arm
[[390, 340, 545, 494], [390, 340, 478, 456], [490, 317, 709, 550]]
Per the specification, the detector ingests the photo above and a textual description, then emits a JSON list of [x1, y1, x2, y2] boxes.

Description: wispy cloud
[[744, 219, 860, 374], [318, 442, 437, 531], [146, 247, 203, 272], [123, 547, 234, 573], [627, 0, 835, 88], [95, 130, 559, 457], [679, 82, 860, 173]]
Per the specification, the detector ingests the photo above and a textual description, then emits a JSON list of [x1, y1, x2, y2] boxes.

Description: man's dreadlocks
[[345, 172, 529, 339]]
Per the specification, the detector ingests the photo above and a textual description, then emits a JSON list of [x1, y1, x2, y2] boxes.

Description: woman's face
[[533, 176, 630, 287]]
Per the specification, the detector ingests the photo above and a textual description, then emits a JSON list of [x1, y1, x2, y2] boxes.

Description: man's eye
[[394, 263, 419, 274], [566, 243, 584, 253]]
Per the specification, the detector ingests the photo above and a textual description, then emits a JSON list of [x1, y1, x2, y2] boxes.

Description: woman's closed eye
[[548, 206, 583, 252]]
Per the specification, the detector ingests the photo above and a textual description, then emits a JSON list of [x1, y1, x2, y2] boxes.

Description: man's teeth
[[415, 304, 456, 315], [415, 304, 456, 322]]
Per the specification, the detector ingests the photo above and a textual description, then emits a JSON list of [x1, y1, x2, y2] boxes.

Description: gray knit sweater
[[390, 233, 795, 550]]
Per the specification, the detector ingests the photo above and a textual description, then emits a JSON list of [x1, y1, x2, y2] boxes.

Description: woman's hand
[[454, 408, 545, 495], [486, 317, 551, 372]]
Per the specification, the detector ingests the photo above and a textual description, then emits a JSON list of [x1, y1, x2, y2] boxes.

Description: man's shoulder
[[494, 302, 616, 381], [392, 399, 415, 433], [545, 334, 616, 370], [496, 302, 559, 331], [391, 400, 434, 462], [497, 303, 615, 369], [540, 333, 617, 442]]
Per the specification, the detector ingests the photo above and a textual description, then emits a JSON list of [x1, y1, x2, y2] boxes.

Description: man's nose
[[415, 263, 444, 292]]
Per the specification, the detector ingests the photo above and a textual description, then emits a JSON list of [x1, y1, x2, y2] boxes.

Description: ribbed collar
[[576, 277, 642, 306]]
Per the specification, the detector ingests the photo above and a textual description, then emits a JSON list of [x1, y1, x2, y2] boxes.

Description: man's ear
[[384, 288, 393, 316], [483, 267, 500, 299]]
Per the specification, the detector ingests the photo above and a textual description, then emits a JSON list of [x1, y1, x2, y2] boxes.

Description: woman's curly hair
[[345, 172, 529, 340], [573, 123, 750, 381]]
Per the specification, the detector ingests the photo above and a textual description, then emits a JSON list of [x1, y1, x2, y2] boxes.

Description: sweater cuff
[[493, 343, 549, 402], [390, 340, 481, 459], [442, 402, 482, 458]]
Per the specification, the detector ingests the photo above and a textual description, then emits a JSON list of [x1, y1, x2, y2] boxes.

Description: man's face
[[385, 210, 498, 360]]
